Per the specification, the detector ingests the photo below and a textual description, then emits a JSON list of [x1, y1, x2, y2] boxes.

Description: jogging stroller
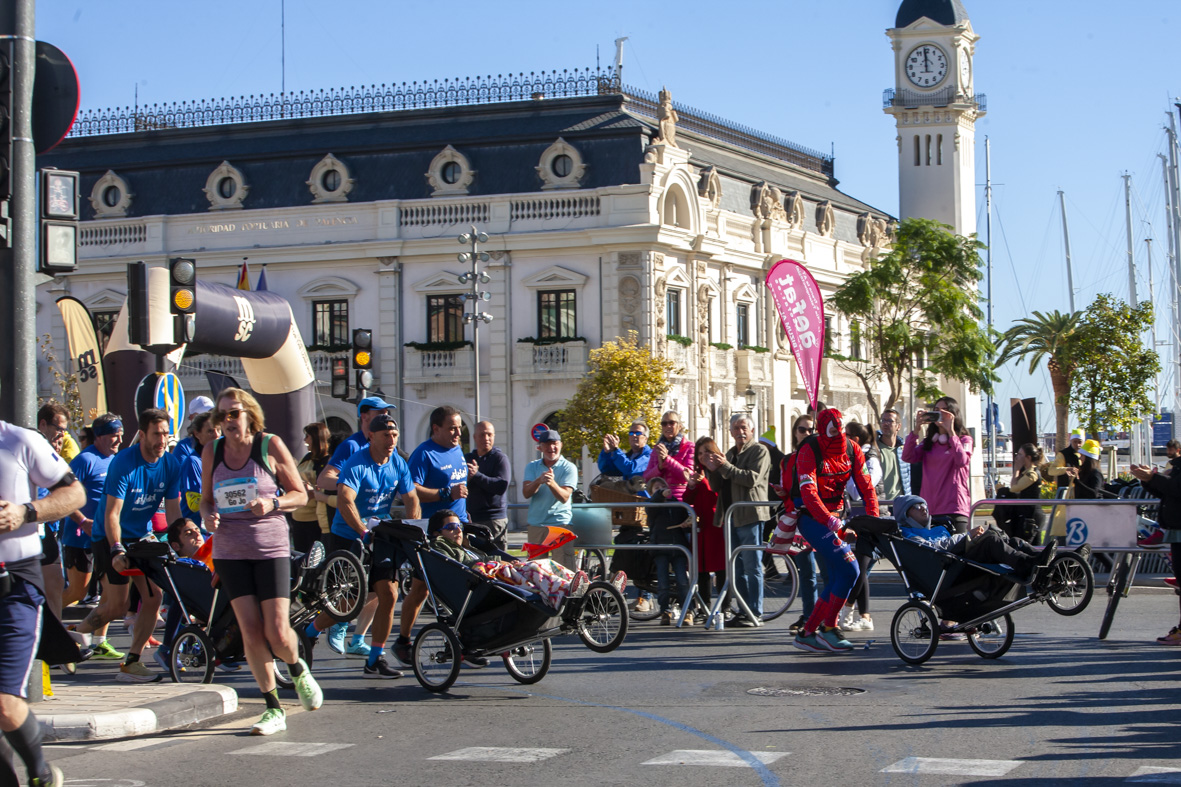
[[373, 520, 629, 693], [125, 539, 366, 684], [845, 516, 1095, 664]]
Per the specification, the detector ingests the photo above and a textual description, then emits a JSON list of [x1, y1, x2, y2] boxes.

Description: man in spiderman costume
[[769, 405, 878, 653]]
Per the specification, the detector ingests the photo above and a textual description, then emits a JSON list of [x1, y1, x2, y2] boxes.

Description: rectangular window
[[824, 316, 833, 353], [666, 289, 682, 336], [92, 310, 119, 351], [850, 320, 862, 360], [936, 134, 943, 165], [925, 134, 932, 166], [427, 294, 465, 343], [913, 135, 920, 166], [312, 299, 350, 348], [736, 303, 749, 349], [538, 289, 576, 340]]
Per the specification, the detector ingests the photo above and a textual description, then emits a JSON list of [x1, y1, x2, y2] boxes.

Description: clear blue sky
[[34, 0, 1181, 434]]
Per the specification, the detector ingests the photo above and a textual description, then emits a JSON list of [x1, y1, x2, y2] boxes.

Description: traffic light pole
[[0, 0, 37, 425], [457, 227, 492, 424]]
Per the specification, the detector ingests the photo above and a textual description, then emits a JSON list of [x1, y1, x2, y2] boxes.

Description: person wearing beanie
[[1047, 428, 1085, 490]]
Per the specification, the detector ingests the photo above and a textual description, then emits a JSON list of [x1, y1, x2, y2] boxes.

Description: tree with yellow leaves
[[557, 332, 675, 463]]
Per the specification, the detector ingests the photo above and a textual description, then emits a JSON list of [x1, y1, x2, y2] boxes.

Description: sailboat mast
[[1059, 190, 1076, 313]]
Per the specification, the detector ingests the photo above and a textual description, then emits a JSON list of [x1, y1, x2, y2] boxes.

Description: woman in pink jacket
[[901, 396, 974, 534], [643, 410, 696, 501]]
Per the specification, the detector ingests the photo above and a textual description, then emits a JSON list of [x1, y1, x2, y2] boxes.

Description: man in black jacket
[[465, 421, 512, 552], [1131, 459, 1181, 645]]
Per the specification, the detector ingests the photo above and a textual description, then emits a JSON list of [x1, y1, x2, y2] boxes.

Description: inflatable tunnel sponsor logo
[[233, 296, 256, 342]]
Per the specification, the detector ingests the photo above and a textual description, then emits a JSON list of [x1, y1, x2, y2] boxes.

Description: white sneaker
[[635, 597, 652, 613], [839, 609, 857, 630], [857, 615, 874, 631]]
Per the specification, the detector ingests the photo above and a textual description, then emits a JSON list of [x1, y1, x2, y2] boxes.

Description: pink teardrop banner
[[766, 259, 826, 411]]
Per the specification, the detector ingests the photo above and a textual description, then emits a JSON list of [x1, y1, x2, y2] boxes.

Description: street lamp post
[[457, 227, 493, 423]]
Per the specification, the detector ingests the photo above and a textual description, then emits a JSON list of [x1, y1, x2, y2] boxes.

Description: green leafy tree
[[557, 331, 675, 463], [828, 217, 996, 424], [1069, 294, 1159, 435], [995, 309, 1082, 451], [38, 333, 85, 428]]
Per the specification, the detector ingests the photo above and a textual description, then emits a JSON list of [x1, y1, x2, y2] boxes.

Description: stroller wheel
[[1042, 553, 1095, 617], [412, 623, 462, 693], [319, 550, 367, 623], [171, 625, 216, 684], [967, 613, 1014, 659], [502, 639, 552, 685], [575, 582, 629, 653], [272, 658, 294, 690], [890, 601, 939, 665]]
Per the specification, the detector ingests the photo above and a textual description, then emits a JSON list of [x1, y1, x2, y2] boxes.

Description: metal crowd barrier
[[968, 497, 1165, 638], [505, 500, 703, 628]]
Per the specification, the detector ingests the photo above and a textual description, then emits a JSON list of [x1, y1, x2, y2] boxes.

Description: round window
[[102, 185, 121, 207], [551, 154, 573, 178], [217, 177, 237, 199], [441, 161, 461, 185], [321, 169, 341, 192]]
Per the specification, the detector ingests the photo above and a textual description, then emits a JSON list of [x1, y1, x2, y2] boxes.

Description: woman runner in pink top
[[199, 388, 321, 736], [901, 396, 974, 534]]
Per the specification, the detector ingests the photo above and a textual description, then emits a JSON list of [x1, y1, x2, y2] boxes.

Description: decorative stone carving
[[752, 182, 786, 221], [617, 252, 642, 269], [651, 252, 665, 270], [784, 190, 805, 228], [652, 87, 679, 148], [426, 145, 475, 197], [307, 153, 354, 203], [204, 161, 249, 211], [816, 200, 835, 237], [857, 213, 889, 248], [89, 170, 133, 218], [698, 166, 721, 208], [619, 275, 641, 333], [654, 276, 668, 352], [536, 138, 586, 190]]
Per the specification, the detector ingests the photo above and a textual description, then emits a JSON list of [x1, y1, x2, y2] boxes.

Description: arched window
[[913, 135, 920, 167], [937, 134, 943, 165], [662, 185, 691, 229], [925, 135, 932, 166]]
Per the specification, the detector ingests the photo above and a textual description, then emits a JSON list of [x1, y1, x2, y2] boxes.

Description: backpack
[[212, 432, 280, 490], [787, 435, 857, 504]]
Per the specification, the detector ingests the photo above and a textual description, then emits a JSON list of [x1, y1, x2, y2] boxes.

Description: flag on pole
[[54, 296, 108, 426], [766, 259, 826, 411], [236, 260, 251, 291], [256, 264, 269, 291]]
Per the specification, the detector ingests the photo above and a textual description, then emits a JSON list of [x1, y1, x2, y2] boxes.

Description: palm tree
[[995, 310, 1082, 451]]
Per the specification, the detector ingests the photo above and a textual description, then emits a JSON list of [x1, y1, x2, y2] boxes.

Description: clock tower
[[885, 0, 984, 236]]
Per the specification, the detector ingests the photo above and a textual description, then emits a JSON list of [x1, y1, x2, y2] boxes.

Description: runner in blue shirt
[[70, 409, 183, 682], [392, 405, 473, 667], [178, 412, 219, 526]]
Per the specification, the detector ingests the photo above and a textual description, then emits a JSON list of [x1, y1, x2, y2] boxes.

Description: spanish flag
[[236, 260, 251, 291]]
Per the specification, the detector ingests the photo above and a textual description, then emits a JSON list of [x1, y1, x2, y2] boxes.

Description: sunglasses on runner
[[215, 408, 245, 423]]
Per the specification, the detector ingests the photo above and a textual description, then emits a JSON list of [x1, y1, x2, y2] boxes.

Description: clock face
[[905, 44, 948, 88]]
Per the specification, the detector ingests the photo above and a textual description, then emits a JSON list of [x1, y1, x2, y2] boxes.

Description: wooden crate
[[590, 485, 648, 527]]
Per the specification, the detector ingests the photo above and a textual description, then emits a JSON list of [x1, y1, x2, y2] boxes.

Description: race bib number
[[213, 477, 257, 514]]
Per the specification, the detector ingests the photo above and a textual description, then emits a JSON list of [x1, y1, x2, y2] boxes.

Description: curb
[[39, 685, 238, 742]]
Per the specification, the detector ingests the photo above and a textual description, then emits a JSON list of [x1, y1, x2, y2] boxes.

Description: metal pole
[[1147, 236, 1159, 459], [0, 1, 37, 426], [985, 138, 995, 489], [1123, 173, 1140, 464], [1059, 190, 1076, 313], [1161, 153, 1180, 436], [471, 236, 480, 424]]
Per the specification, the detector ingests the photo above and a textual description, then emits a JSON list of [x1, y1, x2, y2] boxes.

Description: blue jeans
[[732, 521, 764, 618], [792, 550, 819, 618], [653, 551, 689, 613]]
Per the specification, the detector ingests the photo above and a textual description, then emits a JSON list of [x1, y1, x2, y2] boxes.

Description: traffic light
[[331, 357, 349, 399], [169, 257, 197, 315], [351, 328, 373, 369], [39, 169, 79, 274], [0, 40, 11, 204]]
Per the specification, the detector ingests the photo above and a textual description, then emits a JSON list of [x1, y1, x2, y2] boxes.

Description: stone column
[[375, 258, 401, 401]]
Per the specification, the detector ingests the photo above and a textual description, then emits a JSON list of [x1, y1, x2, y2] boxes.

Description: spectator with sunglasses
[[597, 421, 652, 482], [643, 411, 695, 501]]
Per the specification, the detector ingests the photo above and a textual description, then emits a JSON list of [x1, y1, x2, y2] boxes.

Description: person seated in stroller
[[893, 494, 1058, 584], [157, 519, 215, 671], [427, 510, 589, 609]]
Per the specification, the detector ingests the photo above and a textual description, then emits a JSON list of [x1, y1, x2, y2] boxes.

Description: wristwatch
[[22, 502, 36, 524], [271, 496, 282, 512], [439, 486, 452, 502]]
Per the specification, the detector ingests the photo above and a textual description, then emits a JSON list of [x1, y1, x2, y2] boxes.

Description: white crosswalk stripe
[[881, 757, 1022, 776], [429, 747, 569, 763], [1129, 767, 1181, 783], [231, 742, 355, 757], [91, 739, 179, 752], [643, 750, 788, 768]]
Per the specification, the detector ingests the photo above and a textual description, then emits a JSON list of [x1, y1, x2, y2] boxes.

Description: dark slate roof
[[895, 0, 970, 27]]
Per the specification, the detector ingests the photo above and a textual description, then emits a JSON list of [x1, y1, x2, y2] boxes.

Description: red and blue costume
[[782, 408, 878, 635]]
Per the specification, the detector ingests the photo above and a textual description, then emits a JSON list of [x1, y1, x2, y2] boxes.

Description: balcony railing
[[404, 346, 474, 383], [175, 350, 346, 383], [513, 341, 589, 377], [882, 87, 986, 112], [736, 349, 773, 388]]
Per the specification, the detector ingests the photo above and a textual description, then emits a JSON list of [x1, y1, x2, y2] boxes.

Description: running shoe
[[391, 640, 413, 668], [1165, 577, 1178, 589], [1156, 626, 1181, 645], [29, 764, 63, 787], [215, 660, 241, 673], [152, 648, 172, 674], [326, 623, 347, 655], [634, 597, 652, 613], [1138, 530, 1165, 547], [345, 639, 372, 658], [292, 660, 323, 711], [461, 654, 489, 669], [362, 657, 403, 679], [56, 662, 76, 675], [117, 660, 160, 683], [66, 627, 92, 649], [660, 611, 673, 626], [568, 571, 590, 597], [733, 616, 760, 628], [792, 632, 827, 653], [250, 708, 287, 736], [91, 641, 125, 660], [684, 611, 696, 626], [610, 570, 627, 593], [817, 626, 854, 652], [788, 615, 807, 634]]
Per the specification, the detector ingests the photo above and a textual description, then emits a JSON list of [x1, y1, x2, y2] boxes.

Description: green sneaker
[[292, 659, 323, 711], [29, 764, 63, 787], [250, 708, 287, 736], [91, 641, 125, 660]]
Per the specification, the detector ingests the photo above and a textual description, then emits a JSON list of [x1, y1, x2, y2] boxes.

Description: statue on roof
[[653, 87, 679, 148]]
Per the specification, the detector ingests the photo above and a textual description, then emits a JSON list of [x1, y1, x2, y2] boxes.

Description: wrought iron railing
[[65, 66, 833, 173], [882, 87, 987, 112]]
